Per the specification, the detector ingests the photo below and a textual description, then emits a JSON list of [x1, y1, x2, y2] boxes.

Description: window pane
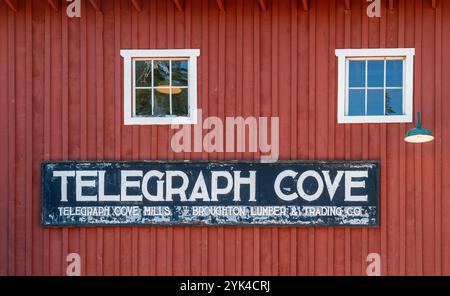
[[386, 60, 403, 87], [367, 90, 384, 115], [367, 60, 384, 87], [135, 89, 152, 116], [172, 60, 188, 86], [385, 89, 403, 115], [172, 88, 188, 116], [154, 60, 170, 86], [349, 60, 365, 87], [154, 90, 170, 116], [135, 61, 152, 87], [348, 89, 365, 116]]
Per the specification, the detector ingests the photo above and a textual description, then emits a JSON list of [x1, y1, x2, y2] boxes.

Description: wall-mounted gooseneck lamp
[[404, 112, 434, 143]]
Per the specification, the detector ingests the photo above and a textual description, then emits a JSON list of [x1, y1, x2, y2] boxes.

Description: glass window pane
[[349, 60, 366, 87], [154, 90, 170, 116], [386, 60, 403, 87], [367, 60, 384, 87], [348, 89, 365, 116], [154, 60, 170, 86], [172, 60, 188, 86], [367, 89, 384, 115], [135, 61, 152, 87], [172, 88, 188, 116], [135, 89, 152, 116], [385, 89, 403, 115]]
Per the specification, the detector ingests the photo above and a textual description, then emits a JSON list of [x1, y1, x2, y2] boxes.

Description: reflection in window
[[347, 58, 404, 117], [134, 59, 189, 117]]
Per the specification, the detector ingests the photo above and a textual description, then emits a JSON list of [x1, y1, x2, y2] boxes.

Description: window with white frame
[[335, 48, 415, 123], [120, 49, 200, 125]]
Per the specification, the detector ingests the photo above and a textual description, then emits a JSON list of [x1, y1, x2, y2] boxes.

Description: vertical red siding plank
[[148, 0, 158, 277], [379, 0, 388, 276], [432, 4, 442, 274], [100, 0, 114, 276], [60, 0, 69, 275], [271, 0, 279, 276], [113, 0, 121, 276], [242, 0, 254, 276], [315, 0, 330, 276], [360, 0, 369, 276], [296, 2, 309, 276], [200, 0, 209, 276], [258, 0, 271, 275], [404, 0, 416, 275], [205, 0, 218, 276], [277, 0, 291, 276], [95, 5, 105, 276], [327, 0, 336, 276], [434, 0, 442, 275], [86, 3, 98, 276], [333, 0, 345, 276], [31, 0, 45, 275], [398, 0, 407, 276], [130, 0, 140, 276], [386, 3, 400, 276], [343, 3, 351, 277], [79, 0, 88, 276], [421, 1, 436, 275], [155, 0, 168, 276], [289, 0, 298, 276], [43, 3, 51, 276], [414, 0, 423, 275], [366, 3, 381, 276], [217, 0, 226, 276], [442, 0, 450, 275], [349, 0, 362, 276], [136, 0, 151, 276], [120, 0, 133, 275], [0, 1, 8, 275], [14, 1, 27, 275], [234, 0, 243, 276], [166, 0, 176, 276], [8, 5, 17, 276]]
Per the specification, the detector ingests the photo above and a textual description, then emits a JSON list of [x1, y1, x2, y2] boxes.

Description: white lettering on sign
[[76, 171, 97, 202], [274, 170, 369, 202], [142, 170, 165, 201], [53, 171, 75, 202], [52, 168, 369, 203], [121, 170, 143, 201]]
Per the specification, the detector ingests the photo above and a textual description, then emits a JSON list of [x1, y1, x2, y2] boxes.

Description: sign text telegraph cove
[[41, 161, 379, 227]]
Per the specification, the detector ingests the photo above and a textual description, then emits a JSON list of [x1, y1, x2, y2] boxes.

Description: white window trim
[[335, 48, 415, 124], [120, 49, 200, 125]]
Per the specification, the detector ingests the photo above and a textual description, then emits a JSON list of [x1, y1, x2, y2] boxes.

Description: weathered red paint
[[0, 0, 449, 275]]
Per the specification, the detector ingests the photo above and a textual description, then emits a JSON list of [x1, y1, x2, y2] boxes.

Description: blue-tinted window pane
[[367, 60, 384, 87], [349, 61, 366, 87], [367, 90, 384, 115], [385, 89, 403, 115], [172, 60, 188, 86], [154, 60, 170, 86], [348, 89, 365, 116], [386, 60, 403, 87]]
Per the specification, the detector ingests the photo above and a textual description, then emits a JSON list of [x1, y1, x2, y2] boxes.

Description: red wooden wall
[[0, 0, 449, 276]]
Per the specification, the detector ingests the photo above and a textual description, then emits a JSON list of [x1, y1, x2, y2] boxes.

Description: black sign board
[[41, 161, 379, 227]]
